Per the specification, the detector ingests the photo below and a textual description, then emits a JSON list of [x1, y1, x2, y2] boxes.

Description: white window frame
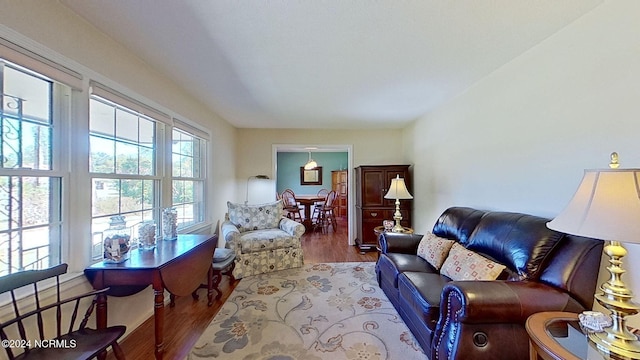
[[171, 125, 207, 231], [88, 90, 166, 261], [0, 60, 70, 276]]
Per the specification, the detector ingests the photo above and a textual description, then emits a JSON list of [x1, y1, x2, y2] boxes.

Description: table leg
[[302, 204, 314, 230], [207, 265, 214, 305], [154, 286, 165, 360]]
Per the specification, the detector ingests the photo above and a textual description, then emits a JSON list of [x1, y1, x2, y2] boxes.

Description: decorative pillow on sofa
[[416, 232, 455, 270], [440, 243, 506, 281], [227, 200, 283, 232]]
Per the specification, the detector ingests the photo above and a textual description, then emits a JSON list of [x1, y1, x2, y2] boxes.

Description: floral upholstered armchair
[[222, 200, 305, 278]]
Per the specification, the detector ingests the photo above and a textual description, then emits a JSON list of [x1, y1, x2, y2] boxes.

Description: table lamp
[[384, 175, 413, 232], [547, 154, 640, 359]]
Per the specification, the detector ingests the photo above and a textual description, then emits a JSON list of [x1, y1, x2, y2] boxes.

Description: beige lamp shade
[[547, 169, 640, 244], [384, 175, 413, 200]]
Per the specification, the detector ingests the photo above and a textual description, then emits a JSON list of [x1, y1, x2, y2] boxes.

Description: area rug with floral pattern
[[187, 262, 426, 360]]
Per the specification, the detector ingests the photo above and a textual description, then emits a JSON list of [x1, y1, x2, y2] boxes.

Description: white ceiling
[[60, 0, 602, 129]]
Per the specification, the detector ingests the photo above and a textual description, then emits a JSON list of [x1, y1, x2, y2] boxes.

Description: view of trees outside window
[[89, 96, 158, 260], [172, 128, 205, 229], [0, 62, 62, 276]]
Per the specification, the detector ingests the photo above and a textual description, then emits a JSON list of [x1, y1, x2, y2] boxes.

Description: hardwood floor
[[107, 218, 377, 360]]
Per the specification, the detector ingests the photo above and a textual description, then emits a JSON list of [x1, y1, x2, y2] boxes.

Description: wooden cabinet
[[355, 165, 412, 251], [331, 170, 348, 218]]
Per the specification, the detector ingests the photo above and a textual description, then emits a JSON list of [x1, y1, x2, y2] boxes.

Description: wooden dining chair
[[314, 190, 338, 233], [311, 189, 330, 222], [0, 264, 126, 360], [281, 189, 303, 222]]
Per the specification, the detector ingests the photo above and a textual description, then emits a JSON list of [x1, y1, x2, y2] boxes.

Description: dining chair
[[0, 264, 126, 360], [311, 189, 330, 222], [281, 189, 303, 222], [314, 190, 338, 233]]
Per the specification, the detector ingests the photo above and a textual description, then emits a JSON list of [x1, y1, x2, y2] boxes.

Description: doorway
[[272, 144, 354, 245]]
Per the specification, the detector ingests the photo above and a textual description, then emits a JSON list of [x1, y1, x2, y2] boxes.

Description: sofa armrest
[[221, 220, 242, 252], [438, 280, 577, 324], [432, 280, 581, 360], [279, 217, 305, 238], [378, 232, 423, 254]]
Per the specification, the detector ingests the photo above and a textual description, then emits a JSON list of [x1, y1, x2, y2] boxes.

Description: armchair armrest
[[279, 217, 305, 238], [221, 220, 242, 252], [378, 232, 423, 254]]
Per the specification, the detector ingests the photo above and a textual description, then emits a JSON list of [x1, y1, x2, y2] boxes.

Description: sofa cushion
[[432, 207, 487, 245], [227, 200, 283, 232], [377, 253, 437, 288], [238, 228, 299, 253], [416, 232, 455, 270], [440, 243, 506, 281], [398, 272, 451, 331], [465, 211, 563, 280]]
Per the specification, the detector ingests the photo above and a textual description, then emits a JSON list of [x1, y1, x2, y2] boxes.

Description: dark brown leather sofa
[[376, 207, 603, 360]]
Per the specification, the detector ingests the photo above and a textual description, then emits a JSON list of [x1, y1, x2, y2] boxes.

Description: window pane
[[89, 99, 114, 137], [90, 137, 115, 173], [4, 66, 51, 123], [115, 109, 139, 143], [115, 142, 139, 174], [0, 176, 61, 276], [92, 178, 120, 217], [139, 147, 154, 176]]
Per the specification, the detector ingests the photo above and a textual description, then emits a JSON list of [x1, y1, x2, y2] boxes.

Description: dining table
[[294, 194, 325, 231]]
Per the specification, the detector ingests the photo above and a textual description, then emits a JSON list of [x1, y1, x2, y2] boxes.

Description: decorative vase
[[103, 215, 131, 263], [137, 221, 157, 250], [162, 208, 178, 240]]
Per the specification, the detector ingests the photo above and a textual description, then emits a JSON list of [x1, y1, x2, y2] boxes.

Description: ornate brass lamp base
[[589, 329, 640, 359], [589, 240, 640, 359], [391, 199, 405, 232]]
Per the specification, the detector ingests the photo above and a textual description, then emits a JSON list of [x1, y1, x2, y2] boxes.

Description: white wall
[[0, 0, 237, 338], [407, 0, 640, 328]]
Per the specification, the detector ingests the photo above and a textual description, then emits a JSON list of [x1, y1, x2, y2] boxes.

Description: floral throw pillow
[[440, 243, 506, 281], [416, 232, 455, 270], [227, 200, 283, 232]]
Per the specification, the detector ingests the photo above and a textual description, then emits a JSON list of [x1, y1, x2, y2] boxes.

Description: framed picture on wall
[[300, 166, 322, 185]]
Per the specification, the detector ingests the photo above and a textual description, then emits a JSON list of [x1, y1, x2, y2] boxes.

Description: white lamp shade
[[384, 175, 413, 200], [304, 160, 318, 170], [547, 169, 640, 244]]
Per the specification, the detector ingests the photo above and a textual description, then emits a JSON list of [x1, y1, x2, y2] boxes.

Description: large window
[[0, 42, 210, 274], [89, 95, 160, 260], [0, 61, 64, 276], [172, 128, 206, 229]]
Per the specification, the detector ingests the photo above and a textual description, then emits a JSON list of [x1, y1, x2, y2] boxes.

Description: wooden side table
[[526, 311, 639, 360]]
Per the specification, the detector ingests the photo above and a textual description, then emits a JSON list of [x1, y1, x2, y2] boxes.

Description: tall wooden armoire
[[354, 165, 412, 251], [331, 170, 348, 218]]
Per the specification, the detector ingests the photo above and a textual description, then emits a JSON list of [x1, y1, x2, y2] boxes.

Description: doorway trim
[[272, 144, 354, 245]]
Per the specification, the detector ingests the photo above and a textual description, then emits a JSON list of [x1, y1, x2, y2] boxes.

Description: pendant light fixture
[[304, 151, 318, 170]]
